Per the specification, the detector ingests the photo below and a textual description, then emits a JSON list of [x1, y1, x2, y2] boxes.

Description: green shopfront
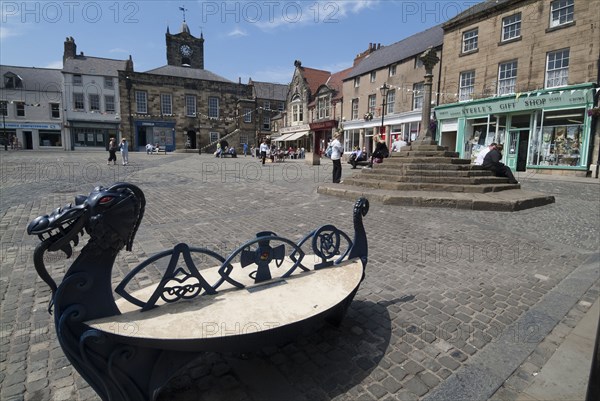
[[434, 83, 597, 175]]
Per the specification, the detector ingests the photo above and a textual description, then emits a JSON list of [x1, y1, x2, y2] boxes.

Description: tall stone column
[[415, 47, 440, 145]]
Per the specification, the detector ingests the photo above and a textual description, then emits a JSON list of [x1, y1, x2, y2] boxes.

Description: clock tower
[[166, 21, 204, 69]]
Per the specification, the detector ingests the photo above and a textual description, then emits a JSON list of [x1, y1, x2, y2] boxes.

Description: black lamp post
[[2, 104, 7, 151], [379, 83, 389, 146]]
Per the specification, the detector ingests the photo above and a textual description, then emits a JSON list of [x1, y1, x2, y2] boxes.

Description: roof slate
[[345, 24, 444, 80], [63, 56, 128, 76], [252, 81, 289, 101], [0, 65, 63, 90], [144, 65, 233, 83], [443, 0, 517, 29]]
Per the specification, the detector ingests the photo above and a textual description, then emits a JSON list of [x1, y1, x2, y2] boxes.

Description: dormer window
[[4, 72, 23, 89]]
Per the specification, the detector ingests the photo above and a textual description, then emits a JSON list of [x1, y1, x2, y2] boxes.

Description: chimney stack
[[63, 36, 76, 62]]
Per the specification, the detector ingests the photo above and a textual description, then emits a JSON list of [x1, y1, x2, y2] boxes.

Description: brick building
[[435, 0, 599, 176]]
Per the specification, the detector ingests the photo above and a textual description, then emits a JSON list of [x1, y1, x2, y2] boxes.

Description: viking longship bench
[[27, 183, 369, 401]]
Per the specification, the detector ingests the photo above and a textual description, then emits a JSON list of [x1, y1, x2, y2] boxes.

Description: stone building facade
[[118, 23, 254, 152], [342, 26, 444, 154], [435, 0, 599, 176]]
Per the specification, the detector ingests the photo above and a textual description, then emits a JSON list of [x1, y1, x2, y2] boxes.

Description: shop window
[[38, 130, 62, 147], [344, 129, 361, 153], [73, 127, 113, 147], [530, 109, 584, 167]]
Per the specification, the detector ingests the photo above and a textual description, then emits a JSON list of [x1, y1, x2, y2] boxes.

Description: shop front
[[279, 123, 312, 164], [134, 121, 176, 152], [434, 83, 597, 175], [0, 122, 63, 150], [69, 121, 120, 151]]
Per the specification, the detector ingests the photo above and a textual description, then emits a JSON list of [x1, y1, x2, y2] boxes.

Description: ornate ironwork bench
[[27, 182, 369, 401]]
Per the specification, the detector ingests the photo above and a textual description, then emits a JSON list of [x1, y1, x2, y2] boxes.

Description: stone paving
[[0, 150, 598, 401]]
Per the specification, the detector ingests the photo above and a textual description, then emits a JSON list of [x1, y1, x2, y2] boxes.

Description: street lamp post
[[379, 83, 390, 148]]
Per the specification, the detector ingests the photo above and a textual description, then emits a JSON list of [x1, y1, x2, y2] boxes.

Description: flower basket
[[364, 112, 373, 121], [587, 108, 600, 117]]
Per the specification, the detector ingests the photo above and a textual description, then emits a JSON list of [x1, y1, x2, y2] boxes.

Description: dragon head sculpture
[[27, 183, 146, 299]]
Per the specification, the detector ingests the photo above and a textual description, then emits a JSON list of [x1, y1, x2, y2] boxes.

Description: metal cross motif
[[179, 6, 188, 22]]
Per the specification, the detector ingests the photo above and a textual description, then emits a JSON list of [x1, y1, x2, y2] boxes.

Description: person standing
[[107, 138, 118, 165], [259, 139, 269, 165], [243, 143, 248, 157], [119, 138, 129, 166], [331, 132, 344, 183]]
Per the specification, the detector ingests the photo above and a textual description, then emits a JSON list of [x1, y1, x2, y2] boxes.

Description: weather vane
[[179, 6, 188, 22]]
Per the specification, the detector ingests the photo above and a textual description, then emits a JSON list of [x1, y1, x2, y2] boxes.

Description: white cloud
[[44, 60, 63, 69], [228, 28, 248, 37], [109, 48, 129, 54], [0, 25, 22, 41], [254, 0, 379, 31]]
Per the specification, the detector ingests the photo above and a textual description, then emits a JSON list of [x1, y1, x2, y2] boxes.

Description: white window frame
[[263, 101, 270, 110], [462, 28, 478, 53], [104, 76, 114, 89], [210, 131, 219, 143], [498, 61, 518, 95], [73, 92, 85, 110], [386, 90, 395, 115], [550, 0, 574, 28], [50, 103, 60, 119], [370, 71, 376, 83], [351, 99, 359, 120], [502, 13, 521, 41], [243, 108, 252, 123], [545, 49, 569, 88], [73, 74, 82, 86], [459, 71, 475, 101], [317, 95, 330, 119], [413, 83, 424, 110], [89, 94, 100, 111], [135, 91, 148, 114], [161, 93, 173, 116], [15, 102, 25, 117], [105, 95, 115, 113], [208, 97, 219, 118], [262, 115, 271, 130], [368, 94, 376, 115], [186, 95, 197, 116], [389, 65, 397, 76], [354, 77, 360, 88]]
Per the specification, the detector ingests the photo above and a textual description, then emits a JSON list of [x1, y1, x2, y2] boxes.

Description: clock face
[[180, 45, 192, 57]]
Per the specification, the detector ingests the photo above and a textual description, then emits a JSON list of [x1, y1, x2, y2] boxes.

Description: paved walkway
[[0, 151, 598, 401]]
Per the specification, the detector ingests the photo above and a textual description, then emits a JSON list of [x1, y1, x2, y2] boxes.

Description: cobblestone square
[[1, 151, 598, 401]]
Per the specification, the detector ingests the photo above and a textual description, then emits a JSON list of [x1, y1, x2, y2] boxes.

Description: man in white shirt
[[330, 133, 344, 183], [259, 140, 269, 165], [474, 143, 496, 165]]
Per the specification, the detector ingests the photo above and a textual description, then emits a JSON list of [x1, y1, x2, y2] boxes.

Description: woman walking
[[107, 138, 117, 165]]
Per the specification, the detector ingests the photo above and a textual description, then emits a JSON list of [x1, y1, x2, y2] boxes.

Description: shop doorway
[[506, 130, 529, 171], [23, 131, 33, 149], [440, 131, 457, 152]]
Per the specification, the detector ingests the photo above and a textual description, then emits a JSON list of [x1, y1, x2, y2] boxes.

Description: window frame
[[104, 95, 115, 113], [351, 99, 359, 120], [459, 71, 476, 101], [413, 82, 424, 110], [462, 28, 479, 53], [208, 96, 219, 119], [73, 92, 85, 111], [135, 90, 148, 114], [354, 77, 360, 88], [15, 102, 25, 117], [498, 60, 518, 95], [73, 74, 83, 86], [243, 108, 252, 123], [550, 0, 574, 28], [368, 94, 376, 115], [89, 94, 100, 111], [386, 90, 395, 115], [0, 101, 7, 117], [50, 102, 60, 118], [185, 95, 197, 116], [501, 13, 521, 42], [545, 49, 570, 88], [161, 93, 173, 116], [104, 76, 114, 89], [370, 72, 376, 83]]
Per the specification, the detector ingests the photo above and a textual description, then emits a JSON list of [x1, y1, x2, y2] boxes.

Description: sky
[[0, 0, 482, 84]]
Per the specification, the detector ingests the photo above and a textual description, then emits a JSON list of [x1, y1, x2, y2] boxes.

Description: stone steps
[[359, 166, 495, 177], [341, 177, 520, 193], [379, 157, 472, 165], [354, 172, 510, 185], [391, 151, 460, 158]]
